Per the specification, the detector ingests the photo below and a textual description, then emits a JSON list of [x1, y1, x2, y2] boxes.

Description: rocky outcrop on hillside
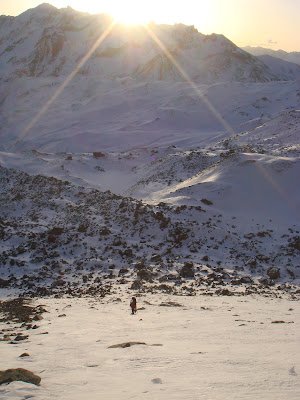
[[0, 165, 299, 298]]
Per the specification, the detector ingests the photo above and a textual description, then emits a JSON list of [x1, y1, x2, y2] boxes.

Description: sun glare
[[52, 0, 151, 25], [51, 1, 215, 30], [110, 3, 150, 25]]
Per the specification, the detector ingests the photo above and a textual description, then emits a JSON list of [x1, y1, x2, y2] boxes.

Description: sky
[[0, 0, 299, 52]]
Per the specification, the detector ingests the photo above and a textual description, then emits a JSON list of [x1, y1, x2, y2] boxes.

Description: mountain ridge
[[242, 45, 300, 66], [0, 3, 280, 83]]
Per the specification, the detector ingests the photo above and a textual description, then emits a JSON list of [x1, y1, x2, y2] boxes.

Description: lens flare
[[11, 20, 117, 150]]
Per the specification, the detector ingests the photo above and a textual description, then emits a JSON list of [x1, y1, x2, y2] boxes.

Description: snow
[[0, 5, 300, 398], [257, 55, 300, 81], [243, 46, 300, 67], [151, 153, 300, 220], [0, 294, 299, 399]]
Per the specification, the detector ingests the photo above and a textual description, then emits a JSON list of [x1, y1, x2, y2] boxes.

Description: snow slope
[[0, 295, 299, 400], [0, 77, 299, 153]]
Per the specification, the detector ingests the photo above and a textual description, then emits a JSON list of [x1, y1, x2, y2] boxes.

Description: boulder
[[216, 288, 233, 296], [0, 279, 10, 288], [48, 227, 63, 235], [179, 262, 194, 278], [130, 280, 143, 290], [19, 353, 30, 358], [137, 269, 153, 282], [151, 378, 163, 384], [108, 342, 146, 348], [0, 368, 41, 386], [33, 314, 43, 321], [267, 267, 280, 280], [14, 334, 29, 341]]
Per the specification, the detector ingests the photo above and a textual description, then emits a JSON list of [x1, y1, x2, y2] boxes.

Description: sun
[[51, 0, 215, 32], [111, 11, 148, 25], [109, 1, 150, 25]]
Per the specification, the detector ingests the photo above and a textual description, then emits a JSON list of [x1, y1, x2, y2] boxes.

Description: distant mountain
[[0, 3, 280, 83], [256, 55, 300, 81], [243, 46, 300, 66]]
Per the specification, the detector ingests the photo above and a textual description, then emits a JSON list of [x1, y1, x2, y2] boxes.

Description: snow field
[[0, 294, 299, 399]]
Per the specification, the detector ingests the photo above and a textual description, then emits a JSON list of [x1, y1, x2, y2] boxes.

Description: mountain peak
[[0, 5, 282, 83], [19, 2, 57, 18], [33, 2, 56, 11]]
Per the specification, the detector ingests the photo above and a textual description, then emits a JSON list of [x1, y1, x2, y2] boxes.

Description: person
[[130, 297, 137, 314]]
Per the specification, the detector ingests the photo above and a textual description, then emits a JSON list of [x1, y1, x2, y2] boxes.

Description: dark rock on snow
[[267, 267, 281, 280], [0, 368, 41, 386]]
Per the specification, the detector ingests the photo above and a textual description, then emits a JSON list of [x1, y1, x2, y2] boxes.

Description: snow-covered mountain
[[0, 4, 299, 297], [243, 45, 300, 66], [0, 3, 279, 83], [256, 55, 300, 81]]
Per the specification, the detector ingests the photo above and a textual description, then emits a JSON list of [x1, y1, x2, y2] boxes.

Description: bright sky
[[1, 0, 299, 52]]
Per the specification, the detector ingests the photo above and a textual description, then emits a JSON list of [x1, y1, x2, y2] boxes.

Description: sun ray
[[143, 23, 236, 138], [11, 19, 117, 150], [143, 23, 298, 210]]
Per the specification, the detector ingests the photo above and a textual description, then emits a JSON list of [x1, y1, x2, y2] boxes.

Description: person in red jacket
[[130, 297, 137, 314]]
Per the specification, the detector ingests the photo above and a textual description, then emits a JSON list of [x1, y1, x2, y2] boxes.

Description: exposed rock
[[48, 227, 64, 235], [0, 298, 46, 324], [108, 341, 146, 348], [130, 280, 143, 290], [201, 198, 213, 206], [0, 368, 41, 386], [179, 262, 194, 278], [159, 301, 183, 307], [14, 334, 29, 341], [93, 152, 105, 158], [151, 254, 161, 262], [157, 284, 174, 293], [118, 268, 129, 276], [0, 279, 10, 288], [151, 378, 162, 384], [137, 268, 153, 282], [289, 236, 300, 251], [259, 277, 274, 287], [0, 161, 299, 298], [19, 353, 30, 358], [267, 267, 280, 279], [216, 288, 233, 296], [231, 276, 254, 285], [33, 314, 43, 321]]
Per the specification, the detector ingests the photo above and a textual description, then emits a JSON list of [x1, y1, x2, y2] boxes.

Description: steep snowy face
[[0, 4, 279, 83]]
